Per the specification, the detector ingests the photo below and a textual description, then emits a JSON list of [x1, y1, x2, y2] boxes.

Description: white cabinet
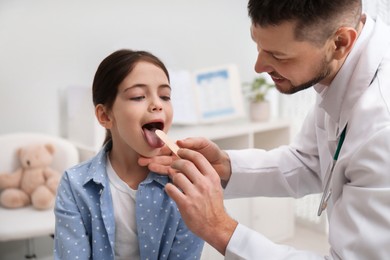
[[168, 119, 294, 259]]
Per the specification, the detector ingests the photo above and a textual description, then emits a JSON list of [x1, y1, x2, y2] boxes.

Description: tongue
[[144, 128, 165, 148]]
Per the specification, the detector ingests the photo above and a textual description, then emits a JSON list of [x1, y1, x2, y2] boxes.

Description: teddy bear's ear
[[45, 143, 56, 155]]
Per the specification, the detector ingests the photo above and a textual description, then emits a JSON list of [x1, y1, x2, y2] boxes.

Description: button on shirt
[[54, 143, 204, 260]]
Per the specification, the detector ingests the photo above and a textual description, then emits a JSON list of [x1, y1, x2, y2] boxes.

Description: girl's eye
[[161, 95, 171, 101], [130, 96, 145, 101]]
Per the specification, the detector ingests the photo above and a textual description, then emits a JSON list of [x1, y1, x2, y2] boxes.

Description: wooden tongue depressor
[[155, 130, 180, 157]]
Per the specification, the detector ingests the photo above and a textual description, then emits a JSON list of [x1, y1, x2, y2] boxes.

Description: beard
[[274, 55, 332, 95]]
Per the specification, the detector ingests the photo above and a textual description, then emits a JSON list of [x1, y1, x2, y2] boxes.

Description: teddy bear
[[0, 143, 61, 210]]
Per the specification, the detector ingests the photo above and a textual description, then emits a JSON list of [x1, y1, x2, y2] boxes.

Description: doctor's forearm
[[201, 214, 238, 255]]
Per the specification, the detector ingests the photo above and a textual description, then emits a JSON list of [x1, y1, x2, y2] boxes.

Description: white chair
[[0, 132, 79, 259]]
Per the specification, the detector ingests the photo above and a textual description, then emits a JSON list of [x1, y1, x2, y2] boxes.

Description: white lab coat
[[224, 15, 390, 260]]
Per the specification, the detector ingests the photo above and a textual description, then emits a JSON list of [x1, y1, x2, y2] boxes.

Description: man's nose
[[254, 50, 273, 74]]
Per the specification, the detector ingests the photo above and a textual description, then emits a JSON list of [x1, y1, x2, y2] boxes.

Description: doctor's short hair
[[247, 0, 362, 46]]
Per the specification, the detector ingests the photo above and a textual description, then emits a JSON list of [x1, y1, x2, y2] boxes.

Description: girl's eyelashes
[[160, 95, 171, 101], [130, 96, 145, 101], [129, 95, 170, 101]]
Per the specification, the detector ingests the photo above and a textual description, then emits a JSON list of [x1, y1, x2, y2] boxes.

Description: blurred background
[[0, 0, 388, 259]]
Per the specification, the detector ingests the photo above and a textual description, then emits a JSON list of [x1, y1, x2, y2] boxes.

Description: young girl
[[54, 49, 204, 259]]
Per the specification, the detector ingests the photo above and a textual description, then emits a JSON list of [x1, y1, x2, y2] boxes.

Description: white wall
[[0, 0, 258, 137]]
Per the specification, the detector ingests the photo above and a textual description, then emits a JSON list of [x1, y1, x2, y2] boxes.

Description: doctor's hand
[[166, 147, 238, 255], [139, 137, 232, 183], [138, 144, 175, 175]]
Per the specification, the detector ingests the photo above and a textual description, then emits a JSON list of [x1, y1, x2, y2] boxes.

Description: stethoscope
[[317, 125, 347, 216]]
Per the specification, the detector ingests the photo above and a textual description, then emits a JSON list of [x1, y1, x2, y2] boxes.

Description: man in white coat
[[139, 0, 390, 259]]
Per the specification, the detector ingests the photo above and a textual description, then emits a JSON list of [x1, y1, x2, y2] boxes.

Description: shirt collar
[[315, 14, 374, 134], [142, 172, 170, 187], [82, 142, 111, 186]]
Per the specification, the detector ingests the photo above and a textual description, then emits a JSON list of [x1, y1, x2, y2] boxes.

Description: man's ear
[[332, 26, 358, 60], [95, 104, 112, 129]]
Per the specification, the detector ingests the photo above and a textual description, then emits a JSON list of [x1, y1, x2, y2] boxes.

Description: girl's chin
[[142, 148, 161, 158]]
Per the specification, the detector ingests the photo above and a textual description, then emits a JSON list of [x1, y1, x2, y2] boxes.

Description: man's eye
[[272, 55, 289, 62], [130, 96, 145, 101], [272, 55, 283, 61]]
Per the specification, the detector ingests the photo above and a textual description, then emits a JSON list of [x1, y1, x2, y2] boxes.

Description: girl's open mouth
[[142, 121, 165, 148]]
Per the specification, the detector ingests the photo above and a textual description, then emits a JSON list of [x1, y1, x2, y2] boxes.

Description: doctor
[[139, 0, 390, 259]]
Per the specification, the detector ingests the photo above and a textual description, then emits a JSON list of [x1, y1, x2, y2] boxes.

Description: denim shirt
[[54, 143, 204, 260]]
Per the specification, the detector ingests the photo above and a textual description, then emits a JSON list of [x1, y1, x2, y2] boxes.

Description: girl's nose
[[151, 105, 163, 112], [149, 97, 163, 112]]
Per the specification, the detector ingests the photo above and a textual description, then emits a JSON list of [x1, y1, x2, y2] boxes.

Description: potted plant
[[243, 75, 275, 121]]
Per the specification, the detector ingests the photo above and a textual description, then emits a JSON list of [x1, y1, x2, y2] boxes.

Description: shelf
[[170, 118, 290, 141]]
